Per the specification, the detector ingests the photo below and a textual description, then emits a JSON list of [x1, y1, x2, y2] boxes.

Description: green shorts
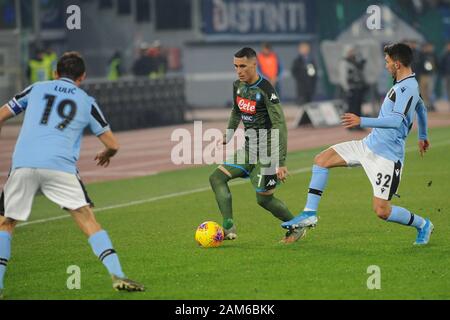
[[223, 149, 279, 193]]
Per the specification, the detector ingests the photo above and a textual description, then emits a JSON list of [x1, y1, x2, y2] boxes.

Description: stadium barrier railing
[[82, 76, 186, 132]]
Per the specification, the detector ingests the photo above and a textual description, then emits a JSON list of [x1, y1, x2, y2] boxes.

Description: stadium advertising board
[[201, 0, 316, 40]]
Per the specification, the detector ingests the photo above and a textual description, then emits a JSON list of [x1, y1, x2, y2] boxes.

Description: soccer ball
[[195, 221, 224, 248]]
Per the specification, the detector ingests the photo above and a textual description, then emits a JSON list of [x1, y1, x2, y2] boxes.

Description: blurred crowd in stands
[[26, 39, 450, 114]]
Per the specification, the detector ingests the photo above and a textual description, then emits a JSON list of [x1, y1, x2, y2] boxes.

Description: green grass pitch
[[4, 126, 450, 300]]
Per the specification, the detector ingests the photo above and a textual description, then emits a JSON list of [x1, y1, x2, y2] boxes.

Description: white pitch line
[[16, 167, 310, 228], [15, 139, 450, 228]]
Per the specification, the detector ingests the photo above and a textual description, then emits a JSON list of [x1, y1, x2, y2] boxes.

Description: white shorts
[[332, 140, 402, 200], [0, 168, 93, 222]]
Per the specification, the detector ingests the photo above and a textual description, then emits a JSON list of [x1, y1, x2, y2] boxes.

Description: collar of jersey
[[394, 73, 416, 84], [246, 75, 263, 88], [60, 77, 76, 84]]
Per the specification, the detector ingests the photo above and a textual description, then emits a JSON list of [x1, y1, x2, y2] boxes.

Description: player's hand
[[95, 150, 113, 168], [341, 113, 361, 129], [418, 139, 430, 157], [277, 167, 289, 183]]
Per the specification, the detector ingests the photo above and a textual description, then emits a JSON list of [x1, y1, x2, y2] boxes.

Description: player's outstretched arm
[[350, 87, 414, 130], [0, 105, 15, 135], [341, 113, 361, 128], [95, 130, 120, 168], [342, 112, 404, 129], [416, 98, 430, 157]]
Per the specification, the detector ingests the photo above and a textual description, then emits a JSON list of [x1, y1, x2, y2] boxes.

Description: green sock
[[223, 218, 234, 230], [209, 170, 233, 228], [256, 194, 294, 222]]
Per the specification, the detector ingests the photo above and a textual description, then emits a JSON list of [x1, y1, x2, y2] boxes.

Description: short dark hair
[[57, 52, 86, 80], [234, 47, 257, 59], [384, 43, 413, 67]]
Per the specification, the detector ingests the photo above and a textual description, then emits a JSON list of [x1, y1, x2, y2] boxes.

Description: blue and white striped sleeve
[[7, 86, 33, 116], [89, 101, 111, 136]]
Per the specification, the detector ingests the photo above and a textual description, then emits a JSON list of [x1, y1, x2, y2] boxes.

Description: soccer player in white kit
[[282, 43, 434, 246], [0, 52, 144, 299]]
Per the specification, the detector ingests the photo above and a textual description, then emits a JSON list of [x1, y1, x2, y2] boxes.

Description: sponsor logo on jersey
[[236, 96, 257, 115], [381, 188, 386, 194], [241, 114, 255, 122], [401, 87, 406, 93], [395, 169, 400, 177]]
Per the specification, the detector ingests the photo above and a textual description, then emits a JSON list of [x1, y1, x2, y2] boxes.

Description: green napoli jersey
[[225, 76, 288, 167]]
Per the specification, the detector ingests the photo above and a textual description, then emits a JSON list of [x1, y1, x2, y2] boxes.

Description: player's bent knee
[[256, 193, 274, 208], [314, 154, 327, 167], [70, 206, 102, 236], [257, 190, 275, 196], [314, 150, 335, 168], [209, 168, 230, 188], [80, 220, 102, 237], [218, 166, 233, 178], [314, 148, 346, 169], [0, 217, 18, 233], [374, 206, 391, 220]]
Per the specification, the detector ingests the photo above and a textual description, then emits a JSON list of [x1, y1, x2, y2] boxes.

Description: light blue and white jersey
[[361, 74, 427, 163], [6, 78, 110, 174]]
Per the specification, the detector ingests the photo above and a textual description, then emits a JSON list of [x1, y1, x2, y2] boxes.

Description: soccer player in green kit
[[209, 47, 303, 244]]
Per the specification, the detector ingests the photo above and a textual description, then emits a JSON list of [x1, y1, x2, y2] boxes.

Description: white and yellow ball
[[195, 221, 224, 248]]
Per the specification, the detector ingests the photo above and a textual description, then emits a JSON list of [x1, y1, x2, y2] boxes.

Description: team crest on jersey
[[236, 96, 257, 115], [255, 93, 262, 101]]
